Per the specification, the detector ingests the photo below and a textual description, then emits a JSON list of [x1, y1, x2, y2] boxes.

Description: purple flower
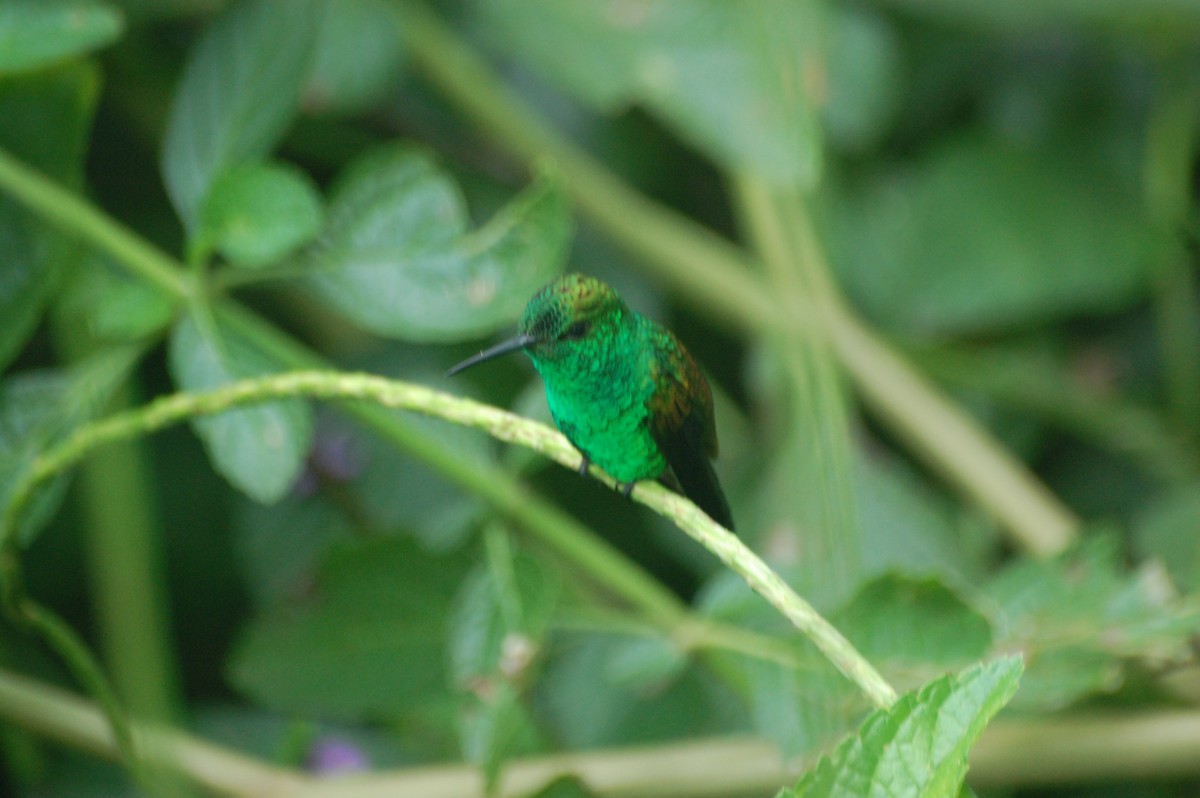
[[307, 737, 370, 774]]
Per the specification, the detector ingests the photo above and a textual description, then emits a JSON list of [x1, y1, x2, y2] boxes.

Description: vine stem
[[1, 370, 896, 708], [5, 664, 1200, 797]]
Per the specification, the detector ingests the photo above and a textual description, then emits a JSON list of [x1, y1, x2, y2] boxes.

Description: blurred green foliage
[[1, 0, 1199, 796]]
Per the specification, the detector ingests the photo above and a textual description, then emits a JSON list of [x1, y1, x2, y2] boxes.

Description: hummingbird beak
[[446, 333, 539, 376]]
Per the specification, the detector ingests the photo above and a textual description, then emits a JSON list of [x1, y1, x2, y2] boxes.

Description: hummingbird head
[[518, 273, 625, 363], [446, 273, 627, 376]]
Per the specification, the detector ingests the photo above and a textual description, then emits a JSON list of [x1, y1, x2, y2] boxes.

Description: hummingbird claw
[[577, 455, 591, 477], [619, 481, 635, 499]]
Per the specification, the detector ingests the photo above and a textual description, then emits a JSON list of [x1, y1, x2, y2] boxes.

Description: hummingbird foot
[[617, 481, 636, 499], [577, 454, 591, 477]]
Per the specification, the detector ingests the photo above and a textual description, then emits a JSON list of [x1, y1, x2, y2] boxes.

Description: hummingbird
[[448, 273, 734, 531]]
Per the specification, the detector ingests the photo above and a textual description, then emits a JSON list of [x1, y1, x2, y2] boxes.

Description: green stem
[[913, 345, 1200, 485], [0, 147, 192, 302], [1144, 71, 1200, 436], [828, 310, 1077, 555], [0, 668, 306, 797], [51, 323, 185, 733], [1, 370, 896, 707], [398, 1, 1080, 554], [731, 175, 861, 603], [4, 595, 146, 786], [7, 664, 1200, 796]]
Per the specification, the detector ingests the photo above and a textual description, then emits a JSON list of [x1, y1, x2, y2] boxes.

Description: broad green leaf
[[782, 657, 1023, 798], [1134, 487, 1200, 593], [0, 348, 138, 546], [536, 632, 746, 749], [234, 495, 355, 606], [350, 412, 488, 552], [476, 0, 823, 186], [834, 575, 992, 681], [821, 5, 903, 154], [228, 537, 470, 719], [449, 550, 561, 685], [856, 452, 988, 584], [0, 0, 123, 74], [304, 0, 406, 115], [986, 536, 1200, 710], [168, 313, 313, 504], [306, 145, 571, 341], [830, 136, 1162, 335], [604, 636, 688, 689], [161, 0, 319, 229], [199, 161, 323, 268], [0, 63, 100, 372]]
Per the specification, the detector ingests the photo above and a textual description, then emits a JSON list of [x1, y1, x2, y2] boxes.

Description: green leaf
[[476, 0, 823, 186], [449, 550, 561, 686], [304, 0, 406, 115], [161, 0, 319, 229], [834, 574, 992, 678], [0, 63, 101, 372], [306, 145, 572, 341], [234, 495, 355, 607], [0, 0, 123, 75], [831, 136, 1162, 335], [1134, 486, 1200, 593], [199, 161, 323, 268], [986, 536, 1200, 710], [821, 5, 903, 154], [604, 636, 688, 689], [349, 412, 488, 552], [855, 452, 988, 584], [0, 348, 138, 546], [168, 313, 313, 504], [537, 632, 745, 749], [228, 537, 471, 719], [782, 657, 1023, 798]]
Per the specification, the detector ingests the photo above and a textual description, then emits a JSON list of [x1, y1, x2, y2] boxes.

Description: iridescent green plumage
[[449, 273, 734, 530]]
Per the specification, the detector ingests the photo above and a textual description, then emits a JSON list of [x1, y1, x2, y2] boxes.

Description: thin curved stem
[[0, 147, 193, 301], [1, 370, 896, 707]]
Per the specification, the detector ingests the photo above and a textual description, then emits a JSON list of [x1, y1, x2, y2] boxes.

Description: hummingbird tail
[[655, 417, 735, 531]]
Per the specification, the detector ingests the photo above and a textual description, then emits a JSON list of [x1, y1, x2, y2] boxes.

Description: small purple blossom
[[307, 737, 370, 774]]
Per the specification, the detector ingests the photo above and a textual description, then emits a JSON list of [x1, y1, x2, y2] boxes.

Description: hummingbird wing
[[647, 336, 735, 531]]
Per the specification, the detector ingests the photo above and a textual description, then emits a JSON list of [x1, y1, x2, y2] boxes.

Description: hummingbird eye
[[560, 321, 591, 341]]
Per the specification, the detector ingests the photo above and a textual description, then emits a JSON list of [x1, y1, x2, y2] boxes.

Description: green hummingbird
[[448, 273, 734, 531]]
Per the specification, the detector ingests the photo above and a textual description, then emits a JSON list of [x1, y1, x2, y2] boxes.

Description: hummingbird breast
[[536, 326, 667, 484]]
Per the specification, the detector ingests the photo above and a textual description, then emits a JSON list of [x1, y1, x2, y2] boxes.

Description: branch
[[1, 370, 896, 708], [4, 666, 1200, 797]]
